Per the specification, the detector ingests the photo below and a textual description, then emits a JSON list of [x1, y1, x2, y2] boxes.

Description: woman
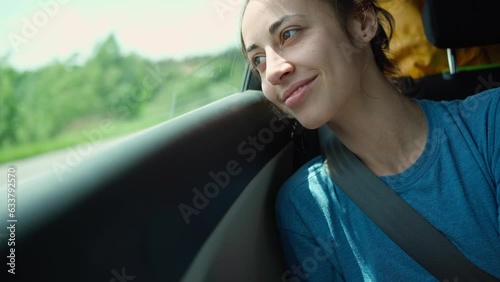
[[240, 0, 500, 281]]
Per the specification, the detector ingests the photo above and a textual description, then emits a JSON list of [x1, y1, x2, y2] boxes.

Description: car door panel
[[0, 90, 293, 282]]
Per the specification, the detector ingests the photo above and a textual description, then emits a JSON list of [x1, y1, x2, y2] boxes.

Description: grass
[[0, 83, 242, 164], [0, 113, 167, 164], [0, 53, 247, 164]]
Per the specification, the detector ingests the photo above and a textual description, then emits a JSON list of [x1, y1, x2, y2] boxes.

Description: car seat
[[407, 0, 500, 101]]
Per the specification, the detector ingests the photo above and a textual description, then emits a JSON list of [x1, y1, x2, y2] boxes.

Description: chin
[[296, 118, 326, 130]]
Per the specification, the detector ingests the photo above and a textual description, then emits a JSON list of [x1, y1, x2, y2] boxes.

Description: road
[[0, 135, 131, 192]]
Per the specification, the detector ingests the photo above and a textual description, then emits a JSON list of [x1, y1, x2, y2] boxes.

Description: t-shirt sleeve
[[477, 87, 500, 229], [456, 87, 500, 228], [489, 89, 500, 229], [275, 162, 344, 282], [277, 228, 344, 282]]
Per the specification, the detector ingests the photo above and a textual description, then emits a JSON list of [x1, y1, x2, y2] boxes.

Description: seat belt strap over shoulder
[[317, 126, 499, 282]]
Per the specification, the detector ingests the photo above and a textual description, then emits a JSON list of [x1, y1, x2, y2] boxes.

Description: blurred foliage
[[0, 34, 247, 163]]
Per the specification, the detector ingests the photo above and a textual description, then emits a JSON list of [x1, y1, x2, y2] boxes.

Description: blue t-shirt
[[276, 88, 500, 281]]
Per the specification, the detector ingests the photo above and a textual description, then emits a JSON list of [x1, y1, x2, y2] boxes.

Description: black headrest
[[422, 0, 500, 49]]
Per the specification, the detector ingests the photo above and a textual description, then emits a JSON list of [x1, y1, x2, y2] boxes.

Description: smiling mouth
[[282, 75, 318, 107]]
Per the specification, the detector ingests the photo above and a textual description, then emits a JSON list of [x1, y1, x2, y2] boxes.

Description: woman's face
[[241, 0, 373, 129]]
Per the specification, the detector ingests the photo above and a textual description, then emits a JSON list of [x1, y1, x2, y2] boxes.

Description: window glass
[[0, 0, 247, 164]]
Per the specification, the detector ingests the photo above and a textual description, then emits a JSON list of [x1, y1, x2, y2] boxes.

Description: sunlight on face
[[242, 0, 371, 129]]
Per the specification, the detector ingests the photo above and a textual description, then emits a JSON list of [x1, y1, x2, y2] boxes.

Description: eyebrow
[[245, 14, 305, 54]]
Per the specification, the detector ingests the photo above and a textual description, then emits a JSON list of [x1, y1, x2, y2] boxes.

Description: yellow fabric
[[379, 0, 500, 78]]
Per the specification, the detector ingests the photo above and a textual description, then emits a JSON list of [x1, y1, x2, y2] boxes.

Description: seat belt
[[318, 126, 499, 282]]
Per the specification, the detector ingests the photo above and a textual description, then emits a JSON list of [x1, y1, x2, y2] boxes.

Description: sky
[[0, 0, 246, 70]]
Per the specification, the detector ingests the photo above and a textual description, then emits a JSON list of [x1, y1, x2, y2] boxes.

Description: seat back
[[422, 0, 500, 49], [410, 0, 500, 101]]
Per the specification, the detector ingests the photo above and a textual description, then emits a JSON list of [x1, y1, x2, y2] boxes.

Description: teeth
[[293, 86, 303, 95]]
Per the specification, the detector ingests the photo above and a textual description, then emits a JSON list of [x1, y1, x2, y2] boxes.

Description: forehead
[[243, 0, 297, 18], [241, 0, 320, 46]]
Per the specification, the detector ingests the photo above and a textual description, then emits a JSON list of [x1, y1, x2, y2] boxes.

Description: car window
[[0, 0, 247, 164]]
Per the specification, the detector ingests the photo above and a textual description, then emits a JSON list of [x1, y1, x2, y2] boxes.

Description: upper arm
[[277, 228, 344, 282], [490, 90, 500, 228], [275, 170, 344, 282]]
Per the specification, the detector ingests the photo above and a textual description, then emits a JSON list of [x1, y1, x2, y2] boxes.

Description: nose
[[265, 47, 294, 85]]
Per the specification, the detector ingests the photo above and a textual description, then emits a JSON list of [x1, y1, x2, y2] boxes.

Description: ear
[[348, 6, 378, 44]]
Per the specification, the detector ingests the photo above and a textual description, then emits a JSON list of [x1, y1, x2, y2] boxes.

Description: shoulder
[[450, 88, 499, 128], [276, 155, 333, 215], [433, 87, 498, 112], [416, 88, 500, 172], [275, 155, 334, 233], [416, 87, 500, 128], [456, 87, 500, 115], [277, 155, 328, 200]]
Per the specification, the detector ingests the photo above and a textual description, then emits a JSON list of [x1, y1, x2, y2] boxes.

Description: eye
[[282, 28, 299, 42], [252, 55, 266, 69]]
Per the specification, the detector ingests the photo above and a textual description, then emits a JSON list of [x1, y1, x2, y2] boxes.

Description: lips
[[282, 75, 318, 107]]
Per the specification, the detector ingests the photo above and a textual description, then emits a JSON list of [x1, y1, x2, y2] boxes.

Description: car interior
[[1, 0, 499, 281]]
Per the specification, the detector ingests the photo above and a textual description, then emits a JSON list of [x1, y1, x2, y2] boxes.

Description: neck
[[327, 78, 427, 176]]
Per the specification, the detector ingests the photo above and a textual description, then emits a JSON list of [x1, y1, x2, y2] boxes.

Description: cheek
[[261, 83, 279, 103]]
